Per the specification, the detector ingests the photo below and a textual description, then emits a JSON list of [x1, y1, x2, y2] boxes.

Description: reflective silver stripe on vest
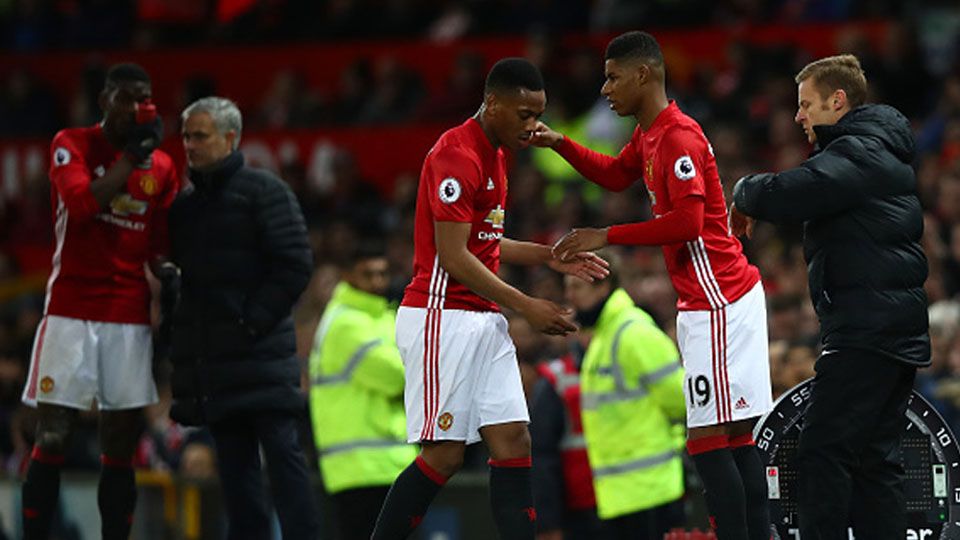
[[581, 387, 648, 410], [312, 305, 346, 354], [546, 360, 580, 395], [609, 320, 636, 391], [320, 438, 409, 457], [559, 433, 586, 450], [591, 449, 679, 479], [311, 338, 383, 385], [581, 320, 643, 410], [639, 361, 681, 387]]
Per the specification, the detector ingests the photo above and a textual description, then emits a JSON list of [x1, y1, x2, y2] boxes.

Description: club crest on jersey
[[674, 155, 696, 181], [53, 147, 70, 167], [645, 158, 654, 182], [40, 376, 54, 393], [139, 175, 158, 196], [438, 177, 462, 204], [437, 412, 454, 431]]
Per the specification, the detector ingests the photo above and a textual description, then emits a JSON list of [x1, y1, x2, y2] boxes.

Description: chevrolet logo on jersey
[[109, 194, 148, 216], [484, 205, 505, 229]]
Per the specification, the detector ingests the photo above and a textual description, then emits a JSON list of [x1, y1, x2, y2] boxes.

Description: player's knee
[[421, 443, 464, 477], [34, 429, 70, 456], [485, 423, 531, 461]]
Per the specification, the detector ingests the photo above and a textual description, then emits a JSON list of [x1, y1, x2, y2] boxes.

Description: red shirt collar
[[645, 100, 681, 136]]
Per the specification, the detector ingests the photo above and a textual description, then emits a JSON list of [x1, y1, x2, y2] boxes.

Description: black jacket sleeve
[[530, 378, 566, 532], [733, 136, 872, 223], [242, 175, 313, 335]]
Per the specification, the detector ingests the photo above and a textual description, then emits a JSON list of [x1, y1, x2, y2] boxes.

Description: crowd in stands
[[0, 0, 959, 511]]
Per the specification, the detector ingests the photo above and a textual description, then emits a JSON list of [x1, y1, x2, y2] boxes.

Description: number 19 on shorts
[[687, 374, 711, 408]]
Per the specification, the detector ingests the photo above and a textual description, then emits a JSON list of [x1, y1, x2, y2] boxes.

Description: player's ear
[[98, 87, 111, 115], [484, 91, 500, 118]]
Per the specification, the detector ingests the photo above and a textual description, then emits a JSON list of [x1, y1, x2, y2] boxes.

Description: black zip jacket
[[734, 104, 930, 366], [168, 151, 313, 424]]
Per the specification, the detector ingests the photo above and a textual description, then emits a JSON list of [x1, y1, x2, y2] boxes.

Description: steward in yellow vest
[[565, 261, 686, 538], [309, 245, 416, 540]]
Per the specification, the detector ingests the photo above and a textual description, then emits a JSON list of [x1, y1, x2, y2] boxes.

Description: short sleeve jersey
[[402, 118, 507, 312], [43, 124, 180, 324], [630, 102, 760, 310]]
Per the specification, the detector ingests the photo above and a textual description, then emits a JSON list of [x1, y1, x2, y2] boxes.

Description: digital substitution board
[[754, 379, 960, 539]]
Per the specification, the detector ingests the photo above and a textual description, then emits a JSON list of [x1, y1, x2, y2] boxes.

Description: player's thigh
[[396, 307, 489, 444], [678, 284, 772, 430], [95, 321, 158, 411], [34, 402, 80, 453], [22, 315, 98, 410], [475, 313, 530, 458]]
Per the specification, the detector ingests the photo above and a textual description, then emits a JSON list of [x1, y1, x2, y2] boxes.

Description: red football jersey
[[402, 118, 507, 312], [639, 103, 759, 310], [558, 101, 759, 311], [43, 124, 180, 324]]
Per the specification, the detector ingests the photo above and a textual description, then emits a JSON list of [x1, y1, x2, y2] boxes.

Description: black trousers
[[210, 411, 321, 540], [331, 485, 390, 540], [797, 348, 916, 540]]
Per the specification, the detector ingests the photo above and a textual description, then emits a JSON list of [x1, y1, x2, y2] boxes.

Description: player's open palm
[[529, 121, 563, 148], [519, 297, 577, 336], [547, 251, 610, 282], [552, 228, 608, 262]]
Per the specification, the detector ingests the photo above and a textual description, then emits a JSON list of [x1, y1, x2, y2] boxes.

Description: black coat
[[734, 104, 930, 366], [168, 151, 313, 425]]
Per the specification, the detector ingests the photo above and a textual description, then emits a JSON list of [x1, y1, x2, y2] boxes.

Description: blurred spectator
[[0, 69, 60, 136], [357, 57, 425, 124], [419, 51, 486, 122]]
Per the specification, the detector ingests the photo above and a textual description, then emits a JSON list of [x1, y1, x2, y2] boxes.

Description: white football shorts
[[22, 315, 158, 410], [396, 307, 529, 444], [677, 282, 773, 428]]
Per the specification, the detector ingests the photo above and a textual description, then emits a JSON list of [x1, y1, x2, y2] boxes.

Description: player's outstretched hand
[[518, 297, 577, 336], [728, 202, 755, 239], [528, 121, 563, 149], [552, 228, 608, 262], [547, 251, 610, 282]]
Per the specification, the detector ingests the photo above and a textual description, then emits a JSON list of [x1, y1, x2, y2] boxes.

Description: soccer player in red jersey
[[531, 32, 774, 540], [20, 63, 178, 540], [370, 58, 609, 540]]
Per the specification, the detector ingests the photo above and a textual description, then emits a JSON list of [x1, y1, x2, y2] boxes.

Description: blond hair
[[795, 54, 868, 108]]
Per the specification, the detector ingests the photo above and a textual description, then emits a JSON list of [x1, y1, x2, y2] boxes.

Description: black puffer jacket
[[168, 151, 313, 424], [734, 104, 930, 366]]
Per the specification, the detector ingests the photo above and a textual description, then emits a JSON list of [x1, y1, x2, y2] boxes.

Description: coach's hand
[[552, 228, 608, 262], [728, 202, 755, 239], [528, 121, 564, 149], [547, 251, 610, 282], [518, 297, 577, 336], [125, 117, 164, 163]]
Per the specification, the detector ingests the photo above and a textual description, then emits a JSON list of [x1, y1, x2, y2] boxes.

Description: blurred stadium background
[[1, 0, 960, 538]]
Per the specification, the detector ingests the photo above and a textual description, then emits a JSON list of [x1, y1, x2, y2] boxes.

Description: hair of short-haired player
[[604, 31, 664, 66], [105, 63, 151, 89], [484, 57, 544, 95]]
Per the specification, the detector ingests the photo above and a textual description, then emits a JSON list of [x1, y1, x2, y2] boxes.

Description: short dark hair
[[105, 63, 151, 88], [605, 31, 663, 66], [340, 237, 387, 269], [484, 58, 544, 94]]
